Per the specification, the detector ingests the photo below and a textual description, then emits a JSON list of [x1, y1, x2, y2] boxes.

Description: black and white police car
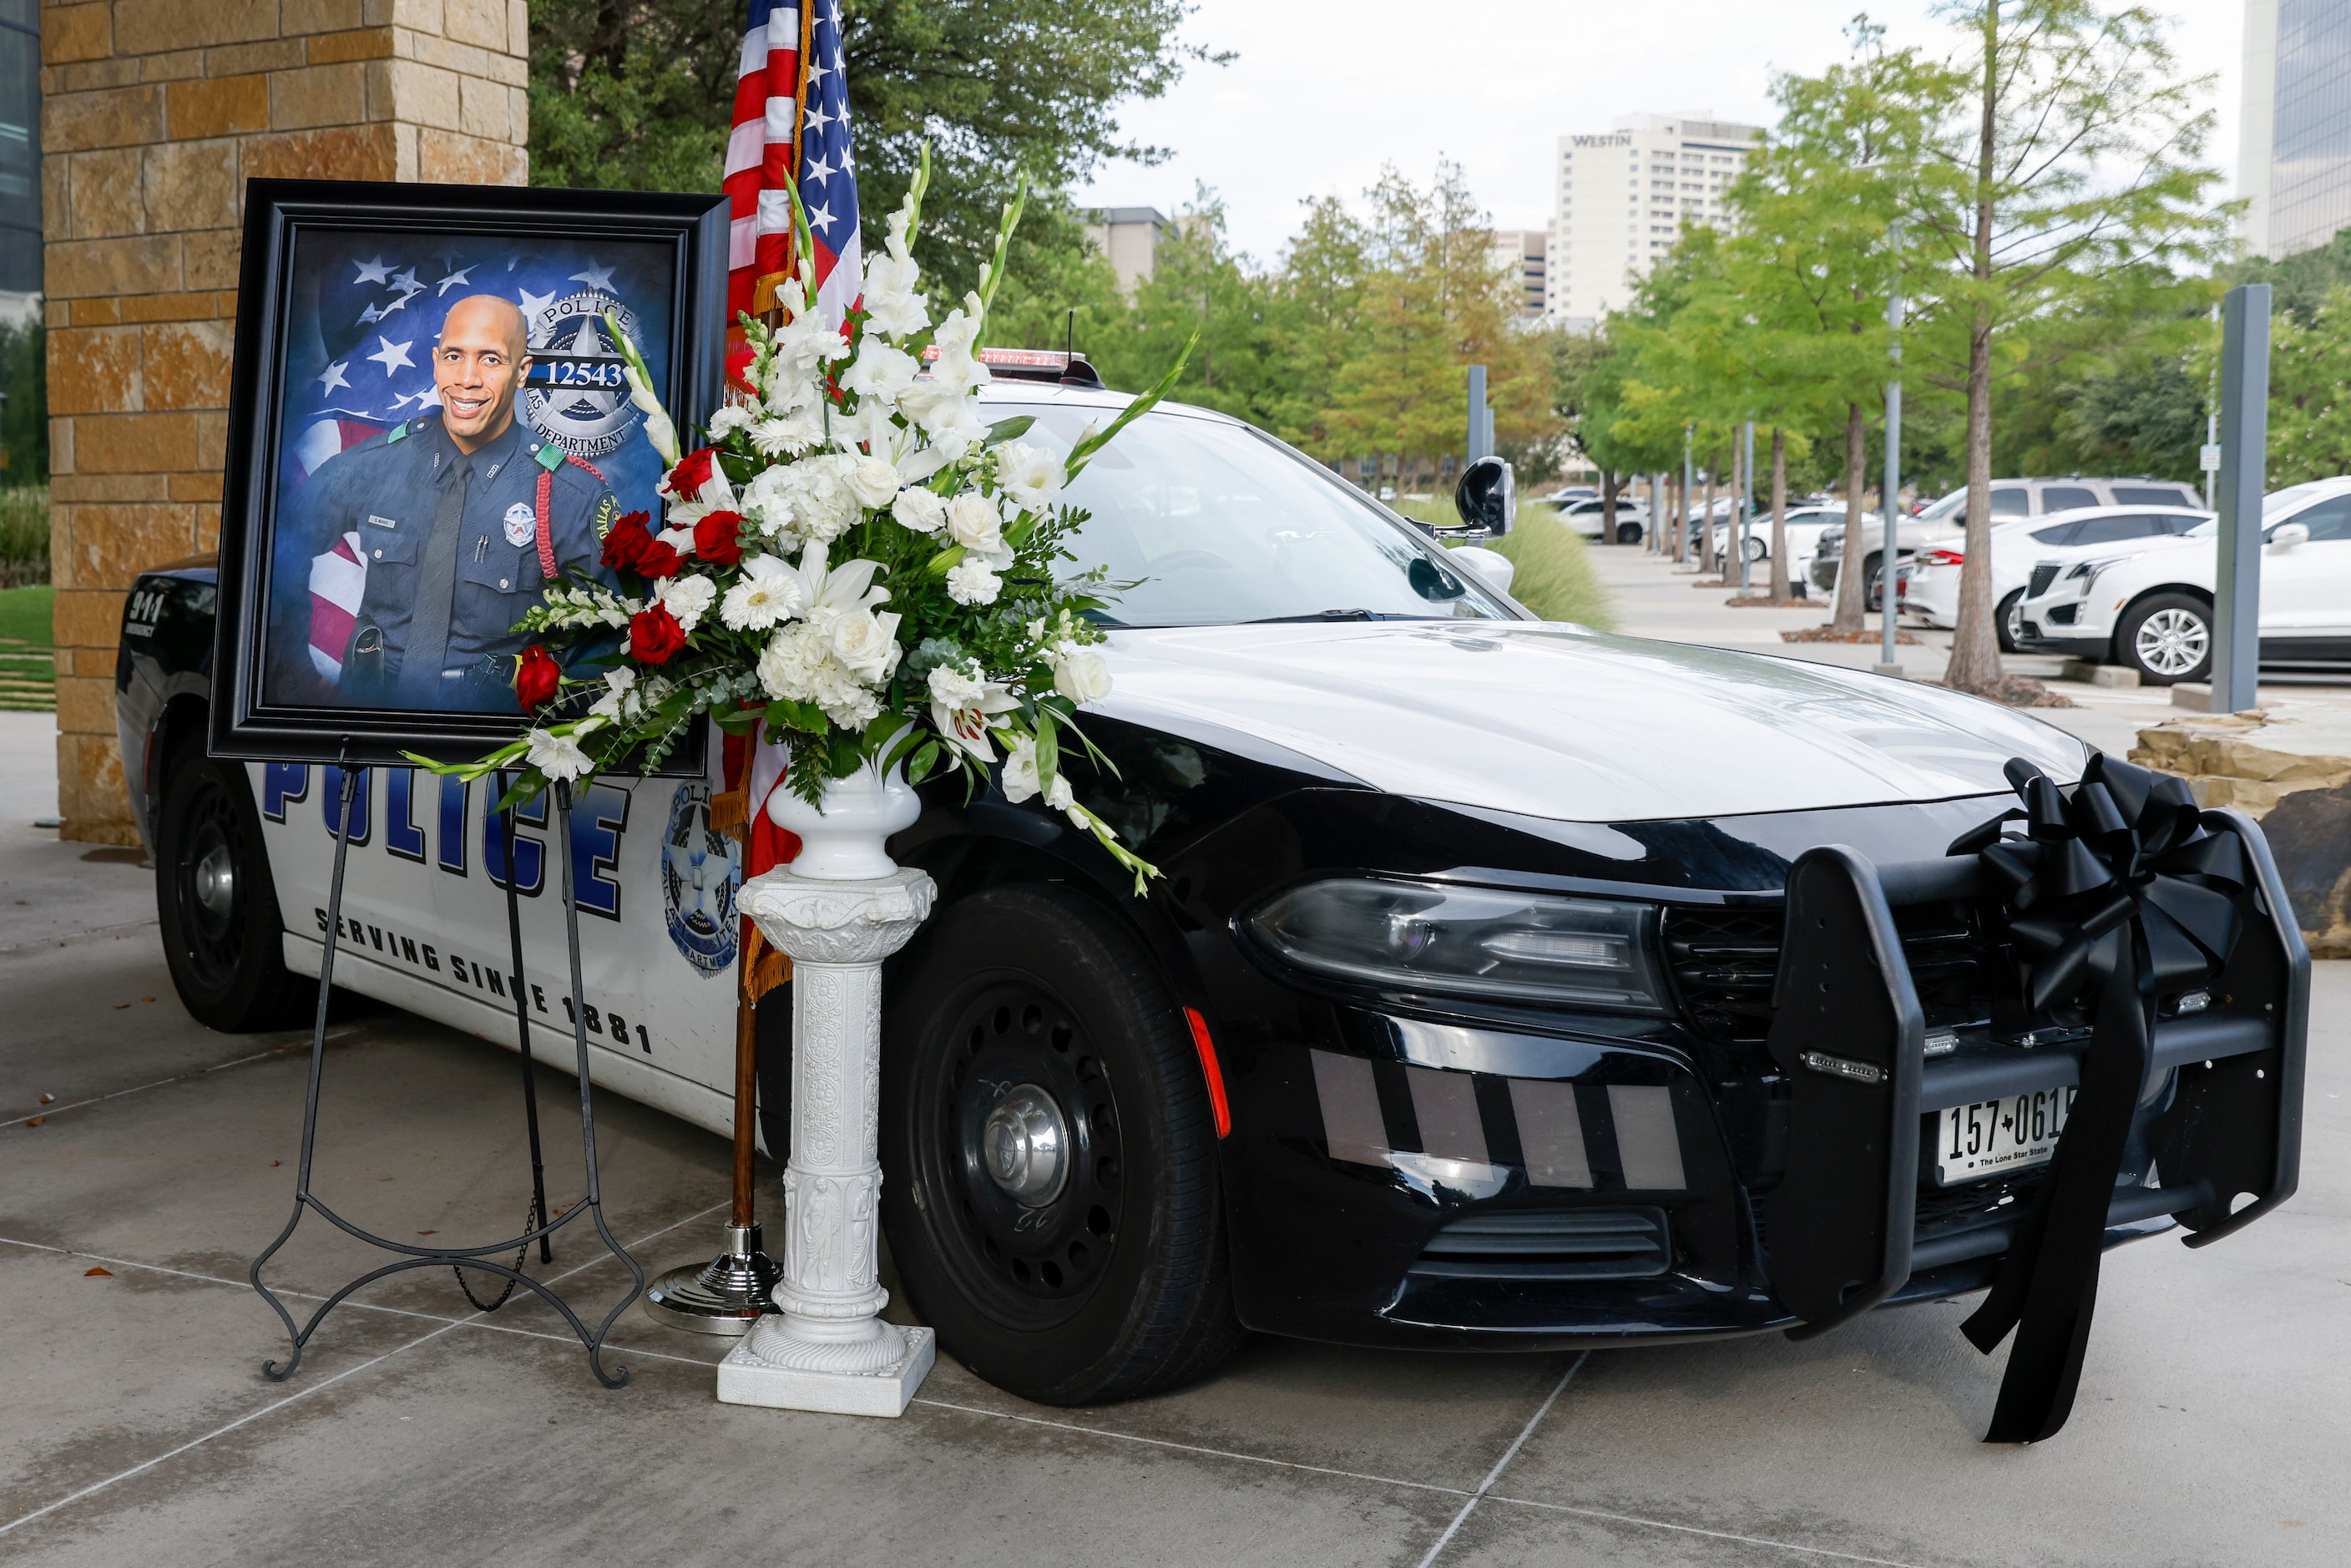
[[116, 362, 2305, 1408]]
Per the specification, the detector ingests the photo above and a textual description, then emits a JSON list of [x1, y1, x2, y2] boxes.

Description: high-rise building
[[1547, 113, 1760, 331], [1084, 207, 1170, 297], [1490, 230, 1547, 319], [2240, 0, 2351, 260]]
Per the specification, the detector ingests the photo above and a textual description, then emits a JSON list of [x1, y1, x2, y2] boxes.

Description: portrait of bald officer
[[297, 294, 621, 710]]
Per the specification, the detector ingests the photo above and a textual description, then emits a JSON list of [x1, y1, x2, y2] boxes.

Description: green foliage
[[2224, 226, 2351, 328], [527, 0, 1213, 316], [0, 319, 46, 486], [2261, 284, 2351, 486], [0, 581, 52, 711], [1479, 519, 1615, 630], [0, 485, 46, 589]]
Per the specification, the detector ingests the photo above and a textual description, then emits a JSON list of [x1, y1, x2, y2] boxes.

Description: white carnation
[[892, 487, 948, 534], [707, 403, 756, 440], [946, 492, 1004, 554], [928, 662, 987, 708], [944, 556, 1002, 605], [655, 572, 717, 633]]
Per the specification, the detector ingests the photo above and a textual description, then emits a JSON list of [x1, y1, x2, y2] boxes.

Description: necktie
[[403, 456, 472, 701]]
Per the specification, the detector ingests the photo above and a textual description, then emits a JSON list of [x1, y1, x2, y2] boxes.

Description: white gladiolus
[[586, 666, 638, 721], [891, 486, 948, 534], [839, 340, 918, 406], [620, 361, 680, 467], [944, 556, 1002, 605], [996, 442, 1065, 513], [862, 256, 929, 339], [845, 454, 902, 509], [1051, 650, 1112, 706], [655, 572, 717, 633], [718, 553, 803, 631], [999, 734, 1042, 804], [946, 492, 1004, 554], [524, 727, 592, 782]]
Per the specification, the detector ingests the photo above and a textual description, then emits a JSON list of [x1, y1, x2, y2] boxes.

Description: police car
[[115, 358, 2306, 1408]]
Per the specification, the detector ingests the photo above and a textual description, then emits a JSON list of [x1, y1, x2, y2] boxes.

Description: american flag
[[726, 0, 862, 326]]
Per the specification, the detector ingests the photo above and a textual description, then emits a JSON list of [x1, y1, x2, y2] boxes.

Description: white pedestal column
[[716, 864, 937, 1417]]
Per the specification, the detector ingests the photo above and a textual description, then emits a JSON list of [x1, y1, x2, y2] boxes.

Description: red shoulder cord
[[533, 454, 611, 582]]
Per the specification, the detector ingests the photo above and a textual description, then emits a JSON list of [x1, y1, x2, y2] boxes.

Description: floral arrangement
[[414, 160, 1190, 892]]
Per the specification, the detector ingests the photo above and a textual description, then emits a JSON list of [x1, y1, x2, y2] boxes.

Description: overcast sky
[[1073, 0, 2250, 263]]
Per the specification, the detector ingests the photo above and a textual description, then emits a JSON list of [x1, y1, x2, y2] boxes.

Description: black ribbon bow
[[1945, 752, 2246, 1443]]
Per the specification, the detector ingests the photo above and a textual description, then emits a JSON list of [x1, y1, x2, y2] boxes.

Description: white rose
[[946, 492, 1004, 554], [524, 727, 592, 783], [719, 554, 804, 631], [944, 557, 1002, 606], [928, 662, 987, 708], [996, 443, 1066, 513], [827, 607, 902, 680], [1051, 650, 1112, 706], [892, 487, 947, 534], [655, 572, 717, 634], [846, 455, 902, 510]]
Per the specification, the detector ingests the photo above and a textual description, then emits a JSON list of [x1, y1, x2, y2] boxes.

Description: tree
[[1907, 0, 2227, 692], [2261, 286, 2351, 486], [527, 0, 1220, 305]]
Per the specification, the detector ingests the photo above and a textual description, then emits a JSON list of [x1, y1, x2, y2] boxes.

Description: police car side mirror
[[2267, 520, 2310, 552], [1453, 456, 1514, 538]]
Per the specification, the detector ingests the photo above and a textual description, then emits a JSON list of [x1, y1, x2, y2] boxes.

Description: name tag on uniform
[[503, 501, 536, 548], [367, 513, 398, 529]]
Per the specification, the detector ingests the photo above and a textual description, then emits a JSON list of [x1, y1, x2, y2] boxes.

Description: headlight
[[1243, 878, 1668, 1012], [2070, 551, 2145, 588]]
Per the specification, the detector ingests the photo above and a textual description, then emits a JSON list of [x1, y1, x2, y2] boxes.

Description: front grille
[[1408, 1206, 1671, 1282], [1664, 904, 1994, 1047], [2027, 562, 2060, 598]]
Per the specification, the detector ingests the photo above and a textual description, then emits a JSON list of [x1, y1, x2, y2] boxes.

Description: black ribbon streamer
[[1947, 752, 2246, 1444]]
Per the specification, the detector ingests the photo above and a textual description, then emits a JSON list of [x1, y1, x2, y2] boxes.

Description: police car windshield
[[996, 402, 1509, 627]]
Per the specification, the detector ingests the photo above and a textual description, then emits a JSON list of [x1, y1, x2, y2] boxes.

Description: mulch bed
[[1780, 625, 1924, 646], [1938, 675, 2077, 709], [1724, 594, 1813, 608]]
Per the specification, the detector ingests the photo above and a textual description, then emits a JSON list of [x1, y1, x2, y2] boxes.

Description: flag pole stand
[[643, 781, 781, 1335]]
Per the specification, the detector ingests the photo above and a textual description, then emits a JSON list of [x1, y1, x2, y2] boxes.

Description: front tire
[[154, 743, 313, 1032], [2116, 592, 2213, 685], [1996, 589, 2025, 654], [882, 883, 1241, 1405], [1615, 521, 1641, 544]]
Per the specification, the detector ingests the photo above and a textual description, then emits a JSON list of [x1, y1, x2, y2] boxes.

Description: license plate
[[1934, 1087, 2075, 1186]]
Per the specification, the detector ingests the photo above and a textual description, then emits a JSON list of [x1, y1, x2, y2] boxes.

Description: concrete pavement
[[3, 666, 2345, 1565]]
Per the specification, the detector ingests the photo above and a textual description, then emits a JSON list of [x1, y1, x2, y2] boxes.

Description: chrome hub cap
[[2136, 607, 2208, 676], [981, 1084, 1069, 1206], [194, 843, 236, 919]]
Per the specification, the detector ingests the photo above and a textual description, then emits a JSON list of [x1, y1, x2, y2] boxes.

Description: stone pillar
[[40, 0, 531, 843]]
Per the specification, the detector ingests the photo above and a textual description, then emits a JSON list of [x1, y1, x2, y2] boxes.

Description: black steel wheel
[[154, 742, 313, 1032], [1615, 520, 1642, 544], [882, 883, 1241, 1405]]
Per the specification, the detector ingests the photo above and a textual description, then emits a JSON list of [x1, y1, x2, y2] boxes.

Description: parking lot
[[3, 554, 2347, 1567]]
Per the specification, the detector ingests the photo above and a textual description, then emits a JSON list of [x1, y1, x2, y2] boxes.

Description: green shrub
[[0, 486, 48, 589]]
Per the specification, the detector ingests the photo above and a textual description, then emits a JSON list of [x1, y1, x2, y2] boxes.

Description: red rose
[[513, 645, 561, 711], [636, 534, 684, 579], [665, 447, 715, 499], [599, 510, 652, 572], [695, 509, 746, 567], [725, 345, 757, 394], [629, 603, 687, 664]]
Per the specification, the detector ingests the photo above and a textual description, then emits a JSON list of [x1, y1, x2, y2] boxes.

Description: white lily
[[930, 680, 1021, 764]]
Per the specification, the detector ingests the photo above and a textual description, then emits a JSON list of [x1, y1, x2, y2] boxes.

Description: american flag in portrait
[[727, 0, 862, 327]]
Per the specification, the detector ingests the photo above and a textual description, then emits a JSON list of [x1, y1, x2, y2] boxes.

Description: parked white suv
[[1810, 477, 2205, 605], [1901, 505, 2211, 651], [2014, 478, 2351, 683], [1553, 494, 1649, 544]]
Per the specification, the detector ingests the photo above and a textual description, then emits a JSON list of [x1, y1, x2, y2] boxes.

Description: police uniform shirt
[[301, 413, 620, 707]]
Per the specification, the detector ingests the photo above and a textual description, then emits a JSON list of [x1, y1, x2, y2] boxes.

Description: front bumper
[[1216, 816, 2305, 1351]]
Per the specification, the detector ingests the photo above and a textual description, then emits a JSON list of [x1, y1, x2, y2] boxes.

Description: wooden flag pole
[[641, 779, 781, 1334]]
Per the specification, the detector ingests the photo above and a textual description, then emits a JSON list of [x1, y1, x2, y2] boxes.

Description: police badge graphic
[[523, 268, 642, 462], [662, 783, 741, 977]]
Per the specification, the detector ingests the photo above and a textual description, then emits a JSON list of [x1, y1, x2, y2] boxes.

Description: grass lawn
[[0, 583, 54, 711], [1390, 496, 1615, 630]]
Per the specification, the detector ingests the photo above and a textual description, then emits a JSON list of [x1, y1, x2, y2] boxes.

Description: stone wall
[[41, 0, 530, 843]]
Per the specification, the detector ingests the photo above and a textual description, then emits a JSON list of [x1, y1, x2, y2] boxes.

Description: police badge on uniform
[[502, 500, 537, 548], [662, 783, 740, 977]]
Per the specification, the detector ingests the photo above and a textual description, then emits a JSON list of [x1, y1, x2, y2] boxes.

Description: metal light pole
[[1467, 364, 1489, 462], [1879, 264, 1904, 675], [2212, 284, 2271, 715]]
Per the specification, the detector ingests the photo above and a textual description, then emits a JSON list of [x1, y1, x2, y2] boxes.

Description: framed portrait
[[210, 179, 730, 768]]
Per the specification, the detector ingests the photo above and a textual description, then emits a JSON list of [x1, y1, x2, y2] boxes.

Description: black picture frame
[[210, 178, 729, 771]]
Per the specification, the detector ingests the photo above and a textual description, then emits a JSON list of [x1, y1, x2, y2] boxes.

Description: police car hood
[[1090, 621, 2087, 822]]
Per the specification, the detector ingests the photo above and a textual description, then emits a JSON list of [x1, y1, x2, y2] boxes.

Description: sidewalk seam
[[1413, 1352, 1585, 1568]]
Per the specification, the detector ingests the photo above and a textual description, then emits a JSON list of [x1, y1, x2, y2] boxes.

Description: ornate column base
[[716, 1316, 937, 1417]]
